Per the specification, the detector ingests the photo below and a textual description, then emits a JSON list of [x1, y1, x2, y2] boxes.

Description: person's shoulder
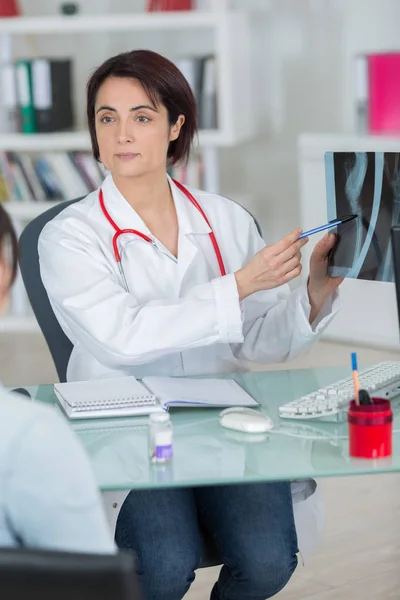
[[39, 187, 100, 247], [0, 388, 85, 470], [0, 388, 69, 457], [0, 387, 51, 422]]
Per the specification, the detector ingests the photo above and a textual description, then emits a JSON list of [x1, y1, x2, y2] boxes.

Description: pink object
[[0, 0, 20, 17], [348, 398, 393, 459], [147, 0, 192, 10], [368, 53, 400, 134]]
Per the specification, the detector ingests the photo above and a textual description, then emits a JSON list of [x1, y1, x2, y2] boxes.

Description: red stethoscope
[[99, 178, 226, 279]]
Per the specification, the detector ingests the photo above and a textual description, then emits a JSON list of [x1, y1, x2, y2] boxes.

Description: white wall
[[220, 0, 344, 240]]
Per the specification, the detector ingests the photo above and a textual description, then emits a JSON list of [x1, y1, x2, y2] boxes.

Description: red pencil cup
[[348, 398, 393, 458]]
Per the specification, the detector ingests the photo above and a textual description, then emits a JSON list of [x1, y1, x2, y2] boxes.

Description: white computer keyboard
[[278, 361, 400, 420]]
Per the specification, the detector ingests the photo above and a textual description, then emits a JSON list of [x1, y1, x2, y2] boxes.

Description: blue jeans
[[115, 482, 298, 600]]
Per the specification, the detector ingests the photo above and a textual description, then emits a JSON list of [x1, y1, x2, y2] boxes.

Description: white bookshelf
[[4, 193, 252, 221], [0, 10, 253, 147], [0, 128, 235, 151], [0, 7, 255, 332], [0, 12, 222, 34]]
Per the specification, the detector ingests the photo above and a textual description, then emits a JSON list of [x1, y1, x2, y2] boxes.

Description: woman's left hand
[[307, 232, 343, 324]]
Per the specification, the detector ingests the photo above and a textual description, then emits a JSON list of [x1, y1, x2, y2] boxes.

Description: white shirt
[[38, 174, 340, 562], [38, 174, 339, 382], [0, 388, 115, 553]]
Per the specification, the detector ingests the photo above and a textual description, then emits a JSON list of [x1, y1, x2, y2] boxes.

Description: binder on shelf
[[199, 55, 217, 130], [175, 56, 203, 110], [0, 62, 18, 133], [31, 58, 74, 133], [175, 54, 218, 131], [0, 35, 18, 134], [15, 60, 36, 134], [355, 52, 400, 135], [354, 54, 368, 134], [368, 53, 400, 134]]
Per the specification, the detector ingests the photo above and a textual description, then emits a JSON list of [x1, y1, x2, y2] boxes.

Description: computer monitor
[[390, 225, 400, 324]]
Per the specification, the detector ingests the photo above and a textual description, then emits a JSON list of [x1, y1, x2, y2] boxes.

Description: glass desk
[[27, 367, 400, 491]]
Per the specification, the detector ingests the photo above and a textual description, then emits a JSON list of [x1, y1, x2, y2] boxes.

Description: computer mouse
[[219, 407, 273, 433], [10, 387, 31, 399]]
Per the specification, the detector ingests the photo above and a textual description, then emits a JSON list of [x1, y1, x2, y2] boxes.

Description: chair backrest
[[0, 547, 143, 599], [19, 198, 82, 382], [18, 195, 262, 383]]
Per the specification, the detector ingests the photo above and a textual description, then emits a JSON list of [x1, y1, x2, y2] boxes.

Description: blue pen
[[298, 214, 357, 239], [351, 351, 360, 405]]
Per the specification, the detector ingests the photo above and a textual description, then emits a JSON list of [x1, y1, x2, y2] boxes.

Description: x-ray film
[[325, 151, 400, 281]]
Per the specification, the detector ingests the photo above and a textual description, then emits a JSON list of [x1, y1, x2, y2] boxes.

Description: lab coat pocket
[[119, 238, 178, 302]]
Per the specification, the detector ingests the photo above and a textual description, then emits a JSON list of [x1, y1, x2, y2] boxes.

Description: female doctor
[[39, 50, 341, 600]]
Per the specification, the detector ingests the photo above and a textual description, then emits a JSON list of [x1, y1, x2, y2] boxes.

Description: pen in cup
[[298, 214, 357, 240], [351, 352, 360, 406]]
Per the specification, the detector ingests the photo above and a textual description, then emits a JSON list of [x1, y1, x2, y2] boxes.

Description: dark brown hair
[[0, 204, 18, 286], [86, 49, 198, 165]]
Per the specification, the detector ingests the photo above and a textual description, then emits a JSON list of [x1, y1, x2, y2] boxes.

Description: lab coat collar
[[100, 175, 152, 237], [168, 175, 212, 236], [100, 174, 212, 238]]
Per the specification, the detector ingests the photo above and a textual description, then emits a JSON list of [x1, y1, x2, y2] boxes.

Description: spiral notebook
[[54, 375, 258, 420]]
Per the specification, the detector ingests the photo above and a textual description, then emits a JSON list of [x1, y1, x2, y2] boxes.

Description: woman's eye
[[137, 115, 150, 123], [100, 115, 114, 124]]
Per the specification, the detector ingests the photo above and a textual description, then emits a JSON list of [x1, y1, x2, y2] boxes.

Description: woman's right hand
[[234, 228, 309, 300]]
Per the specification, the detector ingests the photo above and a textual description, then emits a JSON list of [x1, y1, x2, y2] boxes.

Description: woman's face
[[94, 76, 184, 179]]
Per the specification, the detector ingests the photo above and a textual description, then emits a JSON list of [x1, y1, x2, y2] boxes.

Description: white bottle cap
[[149, 411, 170, 423]]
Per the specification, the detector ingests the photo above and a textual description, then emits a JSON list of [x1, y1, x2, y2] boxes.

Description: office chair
[[18, 194, 262, 569], [0, 547, 142, 599]]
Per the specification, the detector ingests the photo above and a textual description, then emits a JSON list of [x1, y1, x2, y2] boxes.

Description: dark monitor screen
[[325, 151, 400, 282], [391, 225, 400, 326]]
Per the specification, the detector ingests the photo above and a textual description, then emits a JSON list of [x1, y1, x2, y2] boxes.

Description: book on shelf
[[0, 150, 205, 204], [175, 54, 218, 130], [0, 151, 104, 203], [355, 52, 400, 135]]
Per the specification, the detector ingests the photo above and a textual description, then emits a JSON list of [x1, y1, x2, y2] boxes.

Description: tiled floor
[[3, 332, 400, 599]]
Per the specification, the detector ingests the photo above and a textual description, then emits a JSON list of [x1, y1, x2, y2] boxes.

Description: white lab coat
[[38, 173, 340, 562]]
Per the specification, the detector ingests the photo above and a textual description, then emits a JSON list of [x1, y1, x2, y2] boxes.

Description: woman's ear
[[169, 115, 185, 142]]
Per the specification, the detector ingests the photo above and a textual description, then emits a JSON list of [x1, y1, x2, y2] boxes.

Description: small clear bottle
[[148, 412, 173, 463]]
